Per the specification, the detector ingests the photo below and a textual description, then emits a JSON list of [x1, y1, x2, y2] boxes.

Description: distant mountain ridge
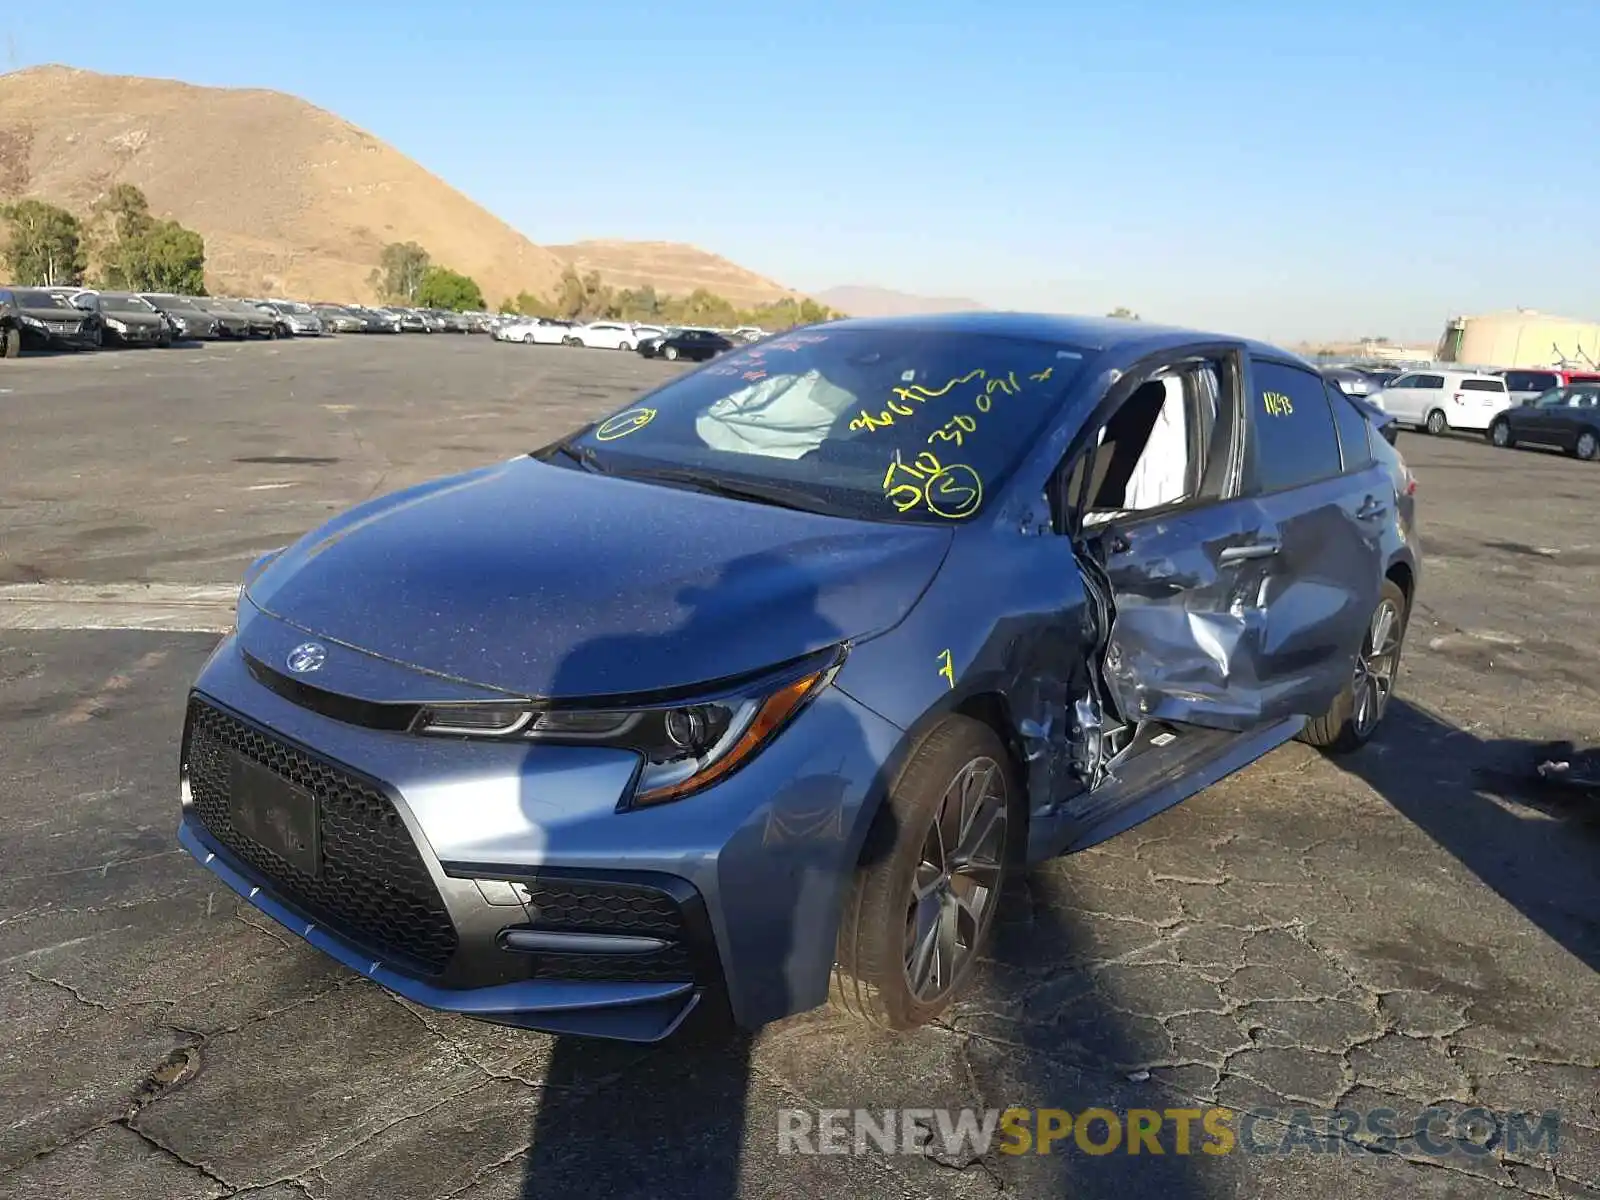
[[814, 285, 990, 318], [0, 65, 802, 308]]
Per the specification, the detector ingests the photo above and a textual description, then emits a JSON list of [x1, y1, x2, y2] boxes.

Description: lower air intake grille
[[185, 697, 458, 974]]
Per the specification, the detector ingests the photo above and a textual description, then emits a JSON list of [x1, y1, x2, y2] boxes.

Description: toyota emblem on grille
[[286, 642, 327, 674]]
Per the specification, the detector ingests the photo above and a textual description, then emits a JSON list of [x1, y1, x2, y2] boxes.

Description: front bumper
[[21, 324, 96, 349], [178, 625, 903, 1040]]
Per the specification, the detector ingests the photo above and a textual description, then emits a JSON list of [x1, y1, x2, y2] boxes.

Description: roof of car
[[819, 311, 1305, 364]]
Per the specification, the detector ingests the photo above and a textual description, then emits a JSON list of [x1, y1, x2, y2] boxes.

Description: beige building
[[1438, 310, 1600, 368]]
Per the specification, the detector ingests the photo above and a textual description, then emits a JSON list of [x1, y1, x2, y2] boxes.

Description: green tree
[[125, 221, 208, 294], [415, 266, 485, 311], [374, 241, 432, 303], [1, 199, 87, 286]]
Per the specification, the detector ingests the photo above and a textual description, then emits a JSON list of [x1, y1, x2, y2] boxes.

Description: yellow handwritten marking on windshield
[[594, 407, 657, 440], [1029, 367, 1053, 383], [924, 465, 984, 519], [890, 368, 987, 406], [882, 449, 984, 519], [937, 649, 956, 689]]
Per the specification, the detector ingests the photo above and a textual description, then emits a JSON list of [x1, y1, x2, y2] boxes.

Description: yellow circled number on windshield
[[924, 464, 984, 519], [595, 407, 657, 440]]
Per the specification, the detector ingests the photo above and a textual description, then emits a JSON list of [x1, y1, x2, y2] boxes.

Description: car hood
[[20, 306, 84, 322], [105, 311, 166, 327], [245, 457, 953, 699]]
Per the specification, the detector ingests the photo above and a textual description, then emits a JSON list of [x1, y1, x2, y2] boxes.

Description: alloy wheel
[[1426, 410, 1446, 435], [1577, 432, 1598, 461], [1351, 597, 1402, 738], [1491, 421, 1510, 447], [903, 756, 1007, 1003]]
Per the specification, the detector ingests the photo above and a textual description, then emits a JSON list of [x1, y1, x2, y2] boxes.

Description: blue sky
[[7, 1, 1597, 342]]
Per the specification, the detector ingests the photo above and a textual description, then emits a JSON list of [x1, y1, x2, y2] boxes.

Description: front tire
[[663, 345, 679, 361], [1489, 418, 1513, 448], [1, 326, 19, 358], [1425, 409, 1447, 436], [1573, 429, 1598, 461], [522, 332, 535, 344], [1300, 579, 1408, 754], [831, 716, 1013, 1029]]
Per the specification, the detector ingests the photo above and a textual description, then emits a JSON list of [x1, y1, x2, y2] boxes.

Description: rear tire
[[2, 326, 20, 358], [522, 332, 535, 344], [1425, 409, 1446, 436], [1299, 579, 1408, 754], [831, 716, 1014, 1029], [1488, 418, 1513, 448], [618, 341, 632, 353], [1573, 429, 1598, 461]]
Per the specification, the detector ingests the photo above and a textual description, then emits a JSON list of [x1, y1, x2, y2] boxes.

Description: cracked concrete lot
[[2, 336, 1597, 1198]]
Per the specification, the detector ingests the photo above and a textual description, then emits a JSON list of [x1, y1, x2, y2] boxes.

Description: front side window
[[1415, 374, 1445, 390], [1503, 370, 1559, 393], [1249, 360, 1343, 492], [567, 328, 1091, 523]]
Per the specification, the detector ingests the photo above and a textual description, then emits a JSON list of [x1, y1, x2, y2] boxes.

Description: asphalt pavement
[[1, 335, 1596, 1199]]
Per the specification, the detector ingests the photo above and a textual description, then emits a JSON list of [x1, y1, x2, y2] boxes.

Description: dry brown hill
[[0, 64, 572, 304], [547, 240, 799, 308]]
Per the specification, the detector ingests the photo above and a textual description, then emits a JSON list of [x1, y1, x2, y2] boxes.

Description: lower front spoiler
[[177, 816, 702, 1043]]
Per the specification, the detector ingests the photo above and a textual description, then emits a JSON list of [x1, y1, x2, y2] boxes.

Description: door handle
[[1356, 496, 1388, 521], [1218, 540, 1281, 565]]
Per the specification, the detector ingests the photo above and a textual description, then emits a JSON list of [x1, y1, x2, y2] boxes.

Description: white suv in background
[[1376, 369, 1510, 435]]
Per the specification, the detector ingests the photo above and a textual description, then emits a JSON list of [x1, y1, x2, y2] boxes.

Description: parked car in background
[[423, 309, 469, 333], [69, 291, 172, 347], [463, 312, 496, 334], [252, 301, 324, 337], [11, 288, 101, 351], [566, 321, 655, 351], [1488, 383, 1600, 459], [175, 313, 1419, 1042], [731, 326, 768, 343], [350, 306, 402, 333], [382, 307, 430, 333], [1320, 365, 1386, 406], [192, 299, 252, 340], [0, 287, 19, 358], [140, 294, 222, 341], [495, 317, 572, 345], [1358, 366, 1404, 389], [214, 299, 280, 339], [1497, 367, 1600, 408], [1375, 369, 1510, 435], [312, 304, 366, 334], [641, 328, 735, 361]]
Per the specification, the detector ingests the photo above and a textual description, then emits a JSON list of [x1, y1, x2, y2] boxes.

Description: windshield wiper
[[610, 466, 836, 515], [541, 440, 606, 474]]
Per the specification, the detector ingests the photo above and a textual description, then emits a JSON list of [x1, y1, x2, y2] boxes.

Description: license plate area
[[230, 755, 321, 878]]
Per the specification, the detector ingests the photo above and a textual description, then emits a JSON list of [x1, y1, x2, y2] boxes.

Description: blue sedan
[[178, 313, 1419, 1041]]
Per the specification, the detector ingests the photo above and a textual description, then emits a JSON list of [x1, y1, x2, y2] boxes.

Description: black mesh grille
[[514, 880, 693, 983], [186, 698, 458, 974], [522, 882, 685, 938], [525, 947, 695, 983]]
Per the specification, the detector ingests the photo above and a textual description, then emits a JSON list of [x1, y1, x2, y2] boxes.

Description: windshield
[[101, 294, 158, 314], [565, 328, 1091, 523], [17, 290, 75, 310]]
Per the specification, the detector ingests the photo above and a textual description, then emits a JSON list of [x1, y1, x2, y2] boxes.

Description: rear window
[[1461, 379, 1506, 392], [1503, 370, 1559, 393]]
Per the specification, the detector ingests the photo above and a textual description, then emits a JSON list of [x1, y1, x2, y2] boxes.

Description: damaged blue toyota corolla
[[178, 313, 1420, 1041]]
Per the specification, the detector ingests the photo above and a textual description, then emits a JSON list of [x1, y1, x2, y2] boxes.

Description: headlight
[[106, 318, 128, 333], [21, 314, 45, 328], [415, 650, 843, 807]]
